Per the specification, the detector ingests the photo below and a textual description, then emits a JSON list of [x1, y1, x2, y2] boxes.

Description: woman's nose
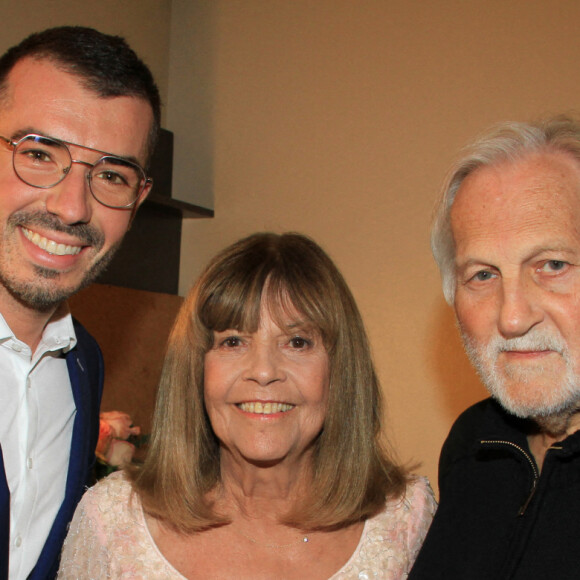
[[242, 343, 285, 386]]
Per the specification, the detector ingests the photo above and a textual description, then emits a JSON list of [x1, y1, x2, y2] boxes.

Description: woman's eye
[[289, 336, 311, 349], [220, 336, 242, 348]]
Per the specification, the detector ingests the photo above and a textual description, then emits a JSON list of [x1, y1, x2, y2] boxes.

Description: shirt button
[[14, 535, 22, 547], [11, 343, 22, 352], [27, 457, 33, 469]]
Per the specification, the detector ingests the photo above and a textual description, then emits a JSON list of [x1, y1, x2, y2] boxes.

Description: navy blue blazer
[[0, 319, 104, 580]]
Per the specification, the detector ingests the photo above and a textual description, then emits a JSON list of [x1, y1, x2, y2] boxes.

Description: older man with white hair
[[409, 115, 580, 580]]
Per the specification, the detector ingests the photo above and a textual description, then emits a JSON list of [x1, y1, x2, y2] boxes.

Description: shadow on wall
[[427, 299, 488, 425], [69, 283, 184, 434]]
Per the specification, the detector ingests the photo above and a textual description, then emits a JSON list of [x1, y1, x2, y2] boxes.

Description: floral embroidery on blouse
[[59, 472, 435, 579]]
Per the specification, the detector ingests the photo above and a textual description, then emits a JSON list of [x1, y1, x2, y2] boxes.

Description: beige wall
[[177, 1, 580, 493], [0, 1, 172, 122], [5, 1, 580, 493]]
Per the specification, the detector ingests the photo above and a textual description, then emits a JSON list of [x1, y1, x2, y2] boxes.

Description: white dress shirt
[[0, 308, 77, 579]]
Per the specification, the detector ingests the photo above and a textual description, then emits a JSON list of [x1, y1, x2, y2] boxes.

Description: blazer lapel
[[28, 350, 93, 580]]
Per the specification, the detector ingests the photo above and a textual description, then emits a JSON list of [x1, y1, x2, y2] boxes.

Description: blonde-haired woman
[[60, 232, 435, 579]]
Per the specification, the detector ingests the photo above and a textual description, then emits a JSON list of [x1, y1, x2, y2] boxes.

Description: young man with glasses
[[0, 27, 160, 579]]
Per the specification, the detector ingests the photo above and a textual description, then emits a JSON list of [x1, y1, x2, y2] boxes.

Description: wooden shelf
[[144, 193, 214, 219]]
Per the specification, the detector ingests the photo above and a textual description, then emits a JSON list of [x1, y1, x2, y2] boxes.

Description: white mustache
[[482, 330, 567, 358]]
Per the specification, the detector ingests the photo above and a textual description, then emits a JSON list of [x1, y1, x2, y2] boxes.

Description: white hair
[[431, 114, 580, 304]]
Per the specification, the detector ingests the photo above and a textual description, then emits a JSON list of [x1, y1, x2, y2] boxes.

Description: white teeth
[[22, 228, 82, 256], [238, 402, 294, 414]]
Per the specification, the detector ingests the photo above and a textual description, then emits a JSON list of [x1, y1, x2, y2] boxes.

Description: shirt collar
[[0, 302, 77, 354]]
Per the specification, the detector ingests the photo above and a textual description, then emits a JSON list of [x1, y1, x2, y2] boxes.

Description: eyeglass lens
[[12, 135, 144, 208]]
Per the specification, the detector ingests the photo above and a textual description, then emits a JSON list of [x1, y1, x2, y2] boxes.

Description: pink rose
[[95, 419, 113, 461], [105, 439, 136, 467], [100, 411, 141, 440]]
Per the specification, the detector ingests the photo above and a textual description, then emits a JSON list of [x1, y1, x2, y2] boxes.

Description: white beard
[[460, 327, 580, 420]]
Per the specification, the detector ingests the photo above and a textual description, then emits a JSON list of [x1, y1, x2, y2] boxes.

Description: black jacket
[[409, 398, 580, 580]]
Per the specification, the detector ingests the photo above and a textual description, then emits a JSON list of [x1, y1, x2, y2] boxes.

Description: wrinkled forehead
[[451, 153, 580, 266]]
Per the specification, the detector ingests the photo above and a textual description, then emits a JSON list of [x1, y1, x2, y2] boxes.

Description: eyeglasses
[[0, 133, 152, 209]]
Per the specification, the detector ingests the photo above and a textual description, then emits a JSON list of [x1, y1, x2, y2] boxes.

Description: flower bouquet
[[95, 411, 148, 479]]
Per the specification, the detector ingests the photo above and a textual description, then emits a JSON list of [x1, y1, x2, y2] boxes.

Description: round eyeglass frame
[[0, 133, 153, 209]]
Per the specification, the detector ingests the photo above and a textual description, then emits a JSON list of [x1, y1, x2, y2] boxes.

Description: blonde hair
[[130, 232, 407, 532]]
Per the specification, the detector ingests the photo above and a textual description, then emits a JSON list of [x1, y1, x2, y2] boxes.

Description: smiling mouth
[[22, 227, 82, 256], [237, 402, 295, 414]]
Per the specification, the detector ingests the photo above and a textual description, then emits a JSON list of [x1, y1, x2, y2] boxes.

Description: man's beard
[[0, 210, 119, 311], [1, 246, 120, 311], [461, 327, 580, 421]]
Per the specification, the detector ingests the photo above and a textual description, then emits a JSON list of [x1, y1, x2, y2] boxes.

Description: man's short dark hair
[[0, 26, 161, 161]]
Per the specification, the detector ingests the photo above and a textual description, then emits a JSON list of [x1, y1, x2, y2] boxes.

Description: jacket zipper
[[480, 439, 539, 516]]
